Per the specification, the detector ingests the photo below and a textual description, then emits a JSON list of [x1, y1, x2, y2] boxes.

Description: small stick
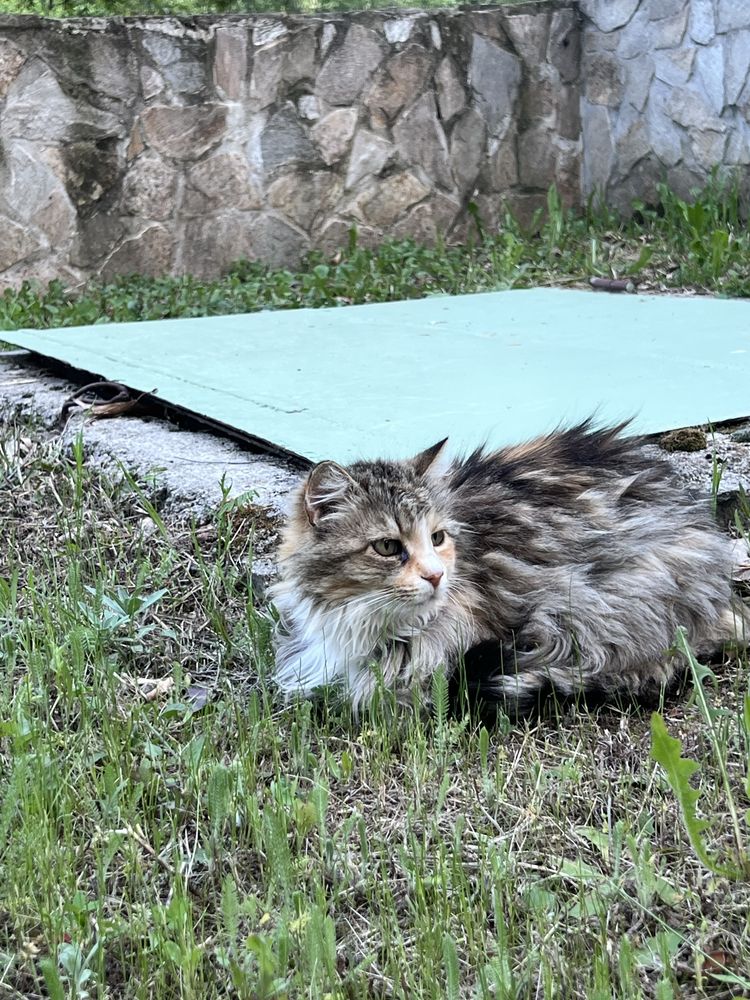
[[589, 276, 635, 293]]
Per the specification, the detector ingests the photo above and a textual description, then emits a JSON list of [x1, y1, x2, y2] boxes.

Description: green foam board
[[5, 288, 750, 464]]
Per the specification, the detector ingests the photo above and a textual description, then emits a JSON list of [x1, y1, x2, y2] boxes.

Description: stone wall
[[0, 1, 748, 288], [0, 4, 580, 286], [580, 0, 750, 212]]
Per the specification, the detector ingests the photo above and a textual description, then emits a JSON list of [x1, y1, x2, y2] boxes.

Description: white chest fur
[[270, 581, 475, 709]]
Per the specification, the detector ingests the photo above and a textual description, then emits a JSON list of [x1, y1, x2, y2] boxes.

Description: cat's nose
[[422, 569, 444, 590]]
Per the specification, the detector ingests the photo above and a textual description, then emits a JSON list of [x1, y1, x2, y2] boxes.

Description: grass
[[0, 413, 749, 998], [2, 181, 749, 334]]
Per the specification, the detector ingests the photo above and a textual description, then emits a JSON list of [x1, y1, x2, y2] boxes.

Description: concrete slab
[[0, 355, 301, 579], [4, 288, 750, 463]]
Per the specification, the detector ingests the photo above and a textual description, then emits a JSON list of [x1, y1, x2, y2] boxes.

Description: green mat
[[6, 288, 750, 463]]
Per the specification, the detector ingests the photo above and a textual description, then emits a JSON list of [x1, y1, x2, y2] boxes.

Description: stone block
[[725, 29, 750, 106], [584, 52, 623, 105], [666, 85, 723, 130], [581, 101, 614, 193], [213, 27, 247, 101], [127, 123, 145, 161], [647, 84, 687, 165], [558, 84, 581, 139], [390, 202, 439, 244], [648, 0, 687, 19], [393, 92, 453, 190], [502, 190, 548, 230], [521, 68, 560, 125], [555, 142, 581, 205], [181, 211, 309, 275], [248, 42, 285, 111], [613, 118, 650, 179], [140, 64, 165, 101], [518, 124, 557, 189], [501, 11, 551, 65], [121, 151, 178, 220], [654, 49, 695, 87], [689, 128, 728, 170], [666, 162, 704, 200], [2, 142, 76, 246], [652, 6, 690, 49], [392, 196, 460, 244], [4, 61, 123, 141], [312, 108, 358, 165], [465, 10, 511, 45], [585, 27, 620, 53], [253, 19, 288, 47], [608, 154, 661, 213], [36, 29, 135, 110], [316, 24, 384, 106], [60, 138, 123, 214], [0, 258, 85, 292], [717, 0, 748, 33], [727, 125, 750, 164], [320, 22, 337, 58], [619, 5, 688, 57], [384, 18, 415, 45], [283, 27, 318, 87], [0, 39, 25, 100], [436, 56, 466, 122], [548, 10, 580, 84], [621, 53, 654, 111], [468, 34, 521, 136], [70, 213, 126, 268], [353, 171, 429, 227], [450, 107, 486, 191], [483, 125, 519, 190], [183, 152, 262, 214], [100, 223, 172, 280], [467, 193, 500, 235], [345, 129, 394, 189], [690, 0, 716, 44], [695, 43, 725, 113], [0, 217, 42, 272], [261, 105, 317, 172], [139, 30, 208, 99], [429, 22, 442, 51], [365, 45, 433, 123], [267, 169, 343, 231], [578, 0, 639, 33], [141, 104, 226, 161], [298, 95, 321, 121], [315, 218, 379, 256]]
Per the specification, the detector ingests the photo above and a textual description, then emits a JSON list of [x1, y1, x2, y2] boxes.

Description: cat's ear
[[303, 461, 357, 526], [412, 438, 449, 477]]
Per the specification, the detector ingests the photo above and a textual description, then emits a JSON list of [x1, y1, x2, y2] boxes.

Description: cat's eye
[[431, 530, 446, 546], [372, 538, 403, 557]]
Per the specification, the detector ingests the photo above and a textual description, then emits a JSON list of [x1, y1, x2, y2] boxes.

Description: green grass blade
[[650, 713, 738, 878]]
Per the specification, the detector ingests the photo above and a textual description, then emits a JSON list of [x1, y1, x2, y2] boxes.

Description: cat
[[270, 421, 745, 715]]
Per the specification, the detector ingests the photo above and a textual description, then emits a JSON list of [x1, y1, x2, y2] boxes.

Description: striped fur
[[271, 421, 744, 714]]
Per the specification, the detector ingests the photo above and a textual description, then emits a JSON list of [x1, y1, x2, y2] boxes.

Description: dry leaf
[[186, 683, 212, 711], [137, 676, 175, 702]]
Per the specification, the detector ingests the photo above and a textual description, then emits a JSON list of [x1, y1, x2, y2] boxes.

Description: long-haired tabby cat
[[270, 421, 744, 714]]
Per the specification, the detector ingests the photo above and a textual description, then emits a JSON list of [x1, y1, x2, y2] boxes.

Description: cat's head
[[279, 440, 459, 624]]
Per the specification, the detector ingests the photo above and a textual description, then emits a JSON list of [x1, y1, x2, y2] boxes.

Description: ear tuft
[[412, 437, 449, 476], [303, 461, 355, 526]]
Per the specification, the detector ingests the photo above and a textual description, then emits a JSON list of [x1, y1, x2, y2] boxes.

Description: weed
[[1, 418, 749, 997], [2, 178, 749, 335]]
